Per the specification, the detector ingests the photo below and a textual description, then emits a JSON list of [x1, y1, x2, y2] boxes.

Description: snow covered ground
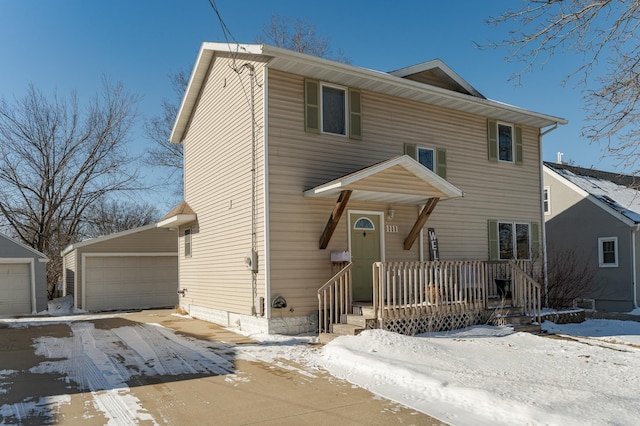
[[1, 299, 639, 425]]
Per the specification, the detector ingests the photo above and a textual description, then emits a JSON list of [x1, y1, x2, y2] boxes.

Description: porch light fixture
[[387, 207, 395, 220]]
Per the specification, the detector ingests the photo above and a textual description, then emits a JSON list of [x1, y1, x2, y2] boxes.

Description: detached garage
[[62, 224, 178, 312], [0, 233, 48, 315]]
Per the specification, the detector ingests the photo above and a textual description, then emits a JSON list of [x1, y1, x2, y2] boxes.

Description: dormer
[[389, 59, 485, 99]]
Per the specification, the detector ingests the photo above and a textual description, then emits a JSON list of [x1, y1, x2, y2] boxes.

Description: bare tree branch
[[0, 79, 142, 296], [255, 15, 351, 64], [485, 1, 640, 167]]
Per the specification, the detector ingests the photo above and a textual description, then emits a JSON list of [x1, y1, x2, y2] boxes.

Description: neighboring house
[[160, 42, 566, 335], [543, 161, 640, 312], [0, 233, 48, 315], [61, 224, 178, 312]]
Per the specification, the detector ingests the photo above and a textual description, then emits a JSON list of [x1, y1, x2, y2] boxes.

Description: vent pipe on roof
[[557, 152, 564, 164]]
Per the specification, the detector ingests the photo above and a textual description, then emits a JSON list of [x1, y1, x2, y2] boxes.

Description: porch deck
[[318, 260, 541, 336]]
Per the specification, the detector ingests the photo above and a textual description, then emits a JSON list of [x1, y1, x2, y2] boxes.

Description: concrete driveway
[[0, 309, 442, 425]]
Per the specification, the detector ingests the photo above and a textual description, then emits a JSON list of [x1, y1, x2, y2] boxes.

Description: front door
[[350, 213, 382, 301]]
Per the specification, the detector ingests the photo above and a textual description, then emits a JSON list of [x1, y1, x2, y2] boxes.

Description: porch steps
[[486, 298, 542, 334]]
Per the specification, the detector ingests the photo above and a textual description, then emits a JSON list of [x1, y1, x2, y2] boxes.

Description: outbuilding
[[61, 224, 178, 312], [0, 233, 48, 315]]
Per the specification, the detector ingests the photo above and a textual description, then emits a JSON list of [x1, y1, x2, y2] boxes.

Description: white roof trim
[[157, 214, 197, 228], [61, 223, 159, 256], [171, 43, 567, 144], [0, 233, 48, 259], [304, 155, 464, 204], [543, 165, 637, 227], [389, 59, 485, 98]]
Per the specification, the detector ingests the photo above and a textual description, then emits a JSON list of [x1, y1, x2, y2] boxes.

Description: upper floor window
[[498, 123, 514, 162], [322, 83, 347, 135], [598, 237, 618, 267], [403, 143, 446, 179], [305, 79, 361, 139], [543, 187, 550, 215], [487, 119, 522, 164], [417, 146, 435, 171]]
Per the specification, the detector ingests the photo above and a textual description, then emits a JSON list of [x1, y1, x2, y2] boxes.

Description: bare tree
[[143, 70, 187, 195], [256, 15, 351, 63], [543, 246, 599, 309], [486, 1, 640, 167], [0, 79, 140, 295], [82, 199, 159, 239]]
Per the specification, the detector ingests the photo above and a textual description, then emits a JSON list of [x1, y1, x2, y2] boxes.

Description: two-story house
[[159, 42, 566, 335]]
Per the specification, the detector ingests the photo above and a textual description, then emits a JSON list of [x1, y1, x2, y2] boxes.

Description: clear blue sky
[[0, 0, 617, 210]]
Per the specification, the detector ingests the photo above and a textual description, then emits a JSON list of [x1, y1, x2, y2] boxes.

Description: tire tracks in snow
[[29, 320, 239, 425]]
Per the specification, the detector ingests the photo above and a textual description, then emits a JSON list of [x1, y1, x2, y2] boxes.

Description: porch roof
[[303, 155, 464, 205]]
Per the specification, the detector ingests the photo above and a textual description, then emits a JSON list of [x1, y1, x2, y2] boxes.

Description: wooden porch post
[[404, 197, 439, 250], [319, 190, 352, 249]]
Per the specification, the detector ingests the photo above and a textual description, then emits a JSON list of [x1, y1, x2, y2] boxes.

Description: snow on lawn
[[315, 322, 640, 426], [2, 306, 640, 425]]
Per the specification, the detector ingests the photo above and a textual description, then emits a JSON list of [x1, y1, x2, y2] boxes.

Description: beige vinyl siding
[[71, 227, 177, 308], [266, 69, 543, 317], [181, 52, 267, 316], [63, 251, 76, 296]]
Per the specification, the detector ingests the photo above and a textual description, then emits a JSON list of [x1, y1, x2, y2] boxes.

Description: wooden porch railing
[[508, 260, 542, 325], [319, 260, 541, 334], [373, 261, 487, 319], [317, 262, 352, 333]]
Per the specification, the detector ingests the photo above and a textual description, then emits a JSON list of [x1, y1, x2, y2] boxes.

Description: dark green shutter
[[436, 148, 447, 179], [349, 89, 362, 140], [404, 143, 417, 159], [488, 219, 499, 261], [515, 126, 523, 164], [530, 221, 539, 259], [487, 119, 498, 162], [304, 79, 320, 133]]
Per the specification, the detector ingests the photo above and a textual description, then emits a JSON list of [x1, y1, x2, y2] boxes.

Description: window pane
[[543, 188, 550, 213], [354, 218, 374, 230], [602, 240, 616, 264], [516, 224, 530, 259], [184, 229, 192, 257], [418, 147, 434, 171], [499, 223, 513, 259], [322, 86, 346, 135], [498, 124, 513, 162]]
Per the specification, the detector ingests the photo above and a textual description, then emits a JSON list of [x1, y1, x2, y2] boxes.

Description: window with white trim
[[417, 146, 435, 171], [543, 187, 550, 215], [321, 83, 347, 136], [403, 143, 447, 178], [184, 228, 192, 258], [598, 237, 618, 267], [304, 79, 361, 139], [498, 221, 531, 260], [487, 120, 522, 164], [498, 123, 514, 162]]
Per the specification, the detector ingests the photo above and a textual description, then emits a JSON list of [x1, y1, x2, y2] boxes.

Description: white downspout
[[632, 226, 639, 309], [539, 123, 560, 306]]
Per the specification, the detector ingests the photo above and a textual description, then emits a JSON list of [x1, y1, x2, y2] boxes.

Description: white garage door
[[84, 256, 177, 312], [0, 262, 31, 315]]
